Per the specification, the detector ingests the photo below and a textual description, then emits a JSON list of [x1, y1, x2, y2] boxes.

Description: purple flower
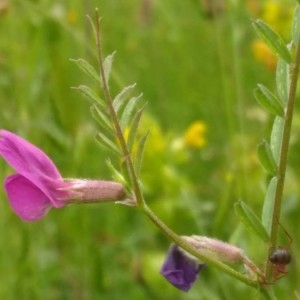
[[160, 243, 206, 292], [0, 130, 126, 222]]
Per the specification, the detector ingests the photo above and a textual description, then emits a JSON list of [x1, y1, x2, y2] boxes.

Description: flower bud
[[180, 235, 264, 279], [161, 236, 264, 291], [181, 235, 245, 264], [160, 243, 206, 292]]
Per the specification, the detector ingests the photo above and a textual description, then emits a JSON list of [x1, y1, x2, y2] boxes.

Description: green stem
[[94, 11, 144, 207], [142, 204, 260, 288], [93, 10, 268, 294], [266, 34, 300, 280]]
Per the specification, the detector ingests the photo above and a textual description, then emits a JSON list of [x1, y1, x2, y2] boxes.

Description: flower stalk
[[266, 33, 300, 280], [94, 11, 145, 207], [142, 204, 261, 287], [92, 10, 270, 293]]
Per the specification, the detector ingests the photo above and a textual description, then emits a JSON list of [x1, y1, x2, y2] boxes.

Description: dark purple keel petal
[[4, 174, 52, 222], [160, 244, 205, 291]]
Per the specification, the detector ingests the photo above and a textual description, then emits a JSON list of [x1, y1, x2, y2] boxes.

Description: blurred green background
[[0, 0, 300, 299]]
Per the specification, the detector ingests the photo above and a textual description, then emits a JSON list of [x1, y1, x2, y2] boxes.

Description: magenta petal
[[0, 130, 65, 208], [4, 174, 52, 222], [0, 130, 61, 179]]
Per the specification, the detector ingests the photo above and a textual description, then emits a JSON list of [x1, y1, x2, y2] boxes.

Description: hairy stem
[[93, 10, 269, 294], [94, 11, 144, 206], [266, 34, 300, 280], [143, 204, 261, 288]]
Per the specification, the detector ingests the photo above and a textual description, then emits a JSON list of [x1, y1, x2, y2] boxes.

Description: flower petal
[[0, 130, 65, 207], [4, 174, 52, 221], [160, 244, 205, 291], [0, 130, 61, 180]]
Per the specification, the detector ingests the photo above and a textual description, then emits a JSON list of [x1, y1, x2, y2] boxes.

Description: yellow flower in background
[[252, 39, 277, 71], [123, 113, 166, 158], [123, 127, 130, 142], [263, 1, 280, 24], [149, 126, 166, 151], [183, 121, 207, 149], [67, 8, 78, 25], [138, 113, 166, 152], [261, 0, 293, 37], [249, 0, 294, 71]]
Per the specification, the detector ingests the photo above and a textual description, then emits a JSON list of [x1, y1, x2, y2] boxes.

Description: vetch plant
[[160, 242, 206, 292], [161, 236, 265, 292], [70, 9, 289, 297], [0, 130, 126, 221], [250, 4, 300, 285], [1, 2, 300, 298]]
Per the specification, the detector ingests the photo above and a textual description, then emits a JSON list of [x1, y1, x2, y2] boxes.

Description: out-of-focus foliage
[[0, 0, 299, 299]]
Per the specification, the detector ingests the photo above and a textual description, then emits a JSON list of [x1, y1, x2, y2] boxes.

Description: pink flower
[[0, 130, 126, 221]]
